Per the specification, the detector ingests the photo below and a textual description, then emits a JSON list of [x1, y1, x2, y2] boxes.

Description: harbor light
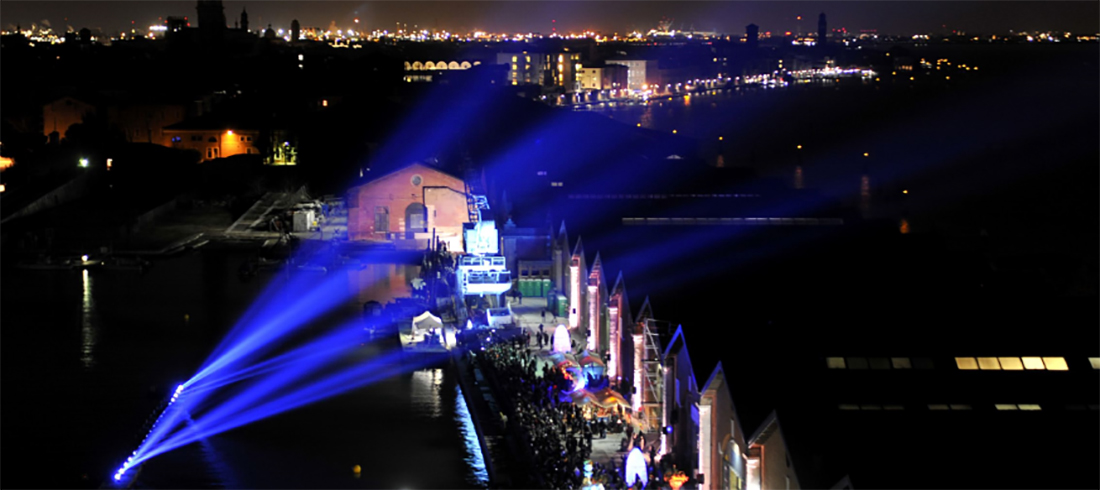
[[863, 152, 869, 157], [79, 158, 89, 168], [797, 145, 802, 150], [718, 136, 723, 141], [82, 255, 89, 262], [903, 189, 909, 194]]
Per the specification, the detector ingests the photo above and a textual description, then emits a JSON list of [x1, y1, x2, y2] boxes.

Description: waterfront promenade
[[503, 295, 641, 481]]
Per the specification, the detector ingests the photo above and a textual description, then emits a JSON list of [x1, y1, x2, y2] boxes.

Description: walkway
[[504, 295, 637, 472]]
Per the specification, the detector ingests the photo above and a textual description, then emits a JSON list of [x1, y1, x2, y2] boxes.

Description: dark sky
[[2, 1, 1097, 36]]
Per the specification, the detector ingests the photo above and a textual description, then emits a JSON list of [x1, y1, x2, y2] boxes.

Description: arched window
[[412, 61, 423, 70], [460, 61, 472, 69], [448, 61, 460, 69], [405, 202, 426, 237], [404, 61, 412, 71], [424, 61, 435, 70], [436, 61, 448, 70]]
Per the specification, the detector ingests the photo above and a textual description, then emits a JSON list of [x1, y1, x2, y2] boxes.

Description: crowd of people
[[472, 339, 665, 489]]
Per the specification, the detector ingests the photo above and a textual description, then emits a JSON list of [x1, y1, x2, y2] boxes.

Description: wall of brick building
[[701, 370, 747, 490], [347, 164, 468, 247], [758, 426, 799, 490]]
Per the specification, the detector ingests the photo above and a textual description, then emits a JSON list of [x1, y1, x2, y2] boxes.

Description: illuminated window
[[977, 357, 1001, 370], [1090, 358, 1100, 369], [928, 404, 950, 411], [1021, 357, 1045, 370], [511, 56, 517, 62], [890, 357, 911, 369], [825, 357, 846, 369], [994, 404, 1018, 411], [949, 404, 972, 410], [998, 357, 1024, 370], [869, 358, 890, 370], [955, 357, 979, 370], [1018, 404, 1042, 411], [846, 357, 868, 369], [1042, 357, 1068, 371]]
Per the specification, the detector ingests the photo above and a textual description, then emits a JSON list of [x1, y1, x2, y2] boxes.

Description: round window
[[411, 175, 423, 186]]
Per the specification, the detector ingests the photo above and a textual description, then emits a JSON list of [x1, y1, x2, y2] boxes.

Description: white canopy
[[412, 311, 443, 332]]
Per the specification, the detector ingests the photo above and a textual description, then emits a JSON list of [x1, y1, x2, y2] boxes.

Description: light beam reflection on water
[[81, 269, 97, 369], [455, 385, 489, 487]]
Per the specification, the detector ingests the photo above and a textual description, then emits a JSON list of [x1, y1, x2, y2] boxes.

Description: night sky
[[2, 1, 1097, 36]]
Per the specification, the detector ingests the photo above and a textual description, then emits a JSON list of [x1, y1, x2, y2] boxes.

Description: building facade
[[606, 59, 660, 91], [578, 64, 629, 91], [346, 163, 469, 250], [497, 50, 581, 92]]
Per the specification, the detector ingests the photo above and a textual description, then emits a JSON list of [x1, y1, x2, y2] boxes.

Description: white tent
[[412, 311, 443, 333]]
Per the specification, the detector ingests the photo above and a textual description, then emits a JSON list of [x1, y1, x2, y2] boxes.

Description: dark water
[[1, 251, 484, 489], [568, 44, 1098, 422]]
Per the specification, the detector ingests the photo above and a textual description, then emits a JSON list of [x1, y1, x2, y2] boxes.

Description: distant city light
[[79, 158, 89, 168]]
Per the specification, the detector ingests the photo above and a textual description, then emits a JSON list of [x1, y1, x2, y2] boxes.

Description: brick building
[[346, 162, 469, 250]]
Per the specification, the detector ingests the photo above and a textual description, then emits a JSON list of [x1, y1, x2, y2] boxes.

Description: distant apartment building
[[578, 64, 629, 90], [497, 50, 581, 92], [606, 59, 661, 90]]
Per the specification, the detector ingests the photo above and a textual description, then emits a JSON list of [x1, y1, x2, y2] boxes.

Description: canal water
[[1, 250, 486, 489], [563, 44, 1098, 426]]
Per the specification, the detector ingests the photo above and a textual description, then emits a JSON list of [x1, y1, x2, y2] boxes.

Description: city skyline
[[3, 1, 1098, 36]]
